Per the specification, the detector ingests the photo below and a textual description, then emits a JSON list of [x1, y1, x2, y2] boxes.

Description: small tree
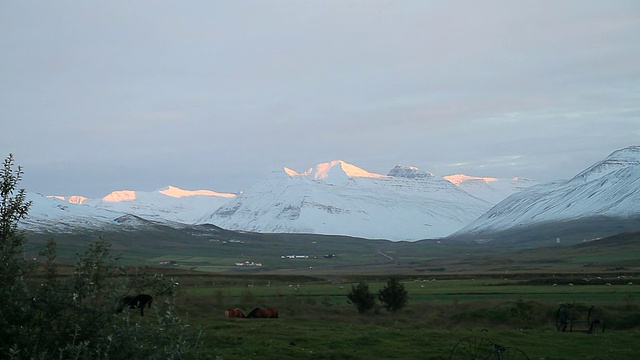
[[378, 277, 408, 313], [347, 281, 376, 314], [0, 154, 33, 354], [0, 154, 33, 282]]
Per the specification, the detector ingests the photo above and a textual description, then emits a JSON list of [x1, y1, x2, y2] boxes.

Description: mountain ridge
[[22, 147, 640, 243], [196, 161, 535, 240], [22, 161, 536, 241]]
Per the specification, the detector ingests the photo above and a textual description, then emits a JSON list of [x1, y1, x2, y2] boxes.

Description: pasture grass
[[156, 276, 640, 359], [192, 315, 638, 359]]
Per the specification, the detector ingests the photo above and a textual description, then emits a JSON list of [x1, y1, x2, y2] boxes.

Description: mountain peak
[[606, 145, 640, 161], [46, 195, 89, 204], [388, 165, 433, 179], [572, 145, 640, 182], [314, 160, 385, 180], [203, 160, 497, 241], [284, 160, 386, 182], [103, 190, 136, 202]]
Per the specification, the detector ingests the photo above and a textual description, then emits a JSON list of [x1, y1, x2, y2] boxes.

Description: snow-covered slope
[[453, 146, 640, 236], [22, 193, 133, 233], [197, 161, 515, 241]]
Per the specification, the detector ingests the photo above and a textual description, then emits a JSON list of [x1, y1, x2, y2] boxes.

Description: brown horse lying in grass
[[247, 307, 278, 318], [225, 308, 246, 318], [118, 294, 153, 316]]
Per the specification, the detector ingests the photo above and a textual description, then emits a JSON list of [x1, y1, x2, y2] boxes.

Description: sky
[[1, 1, 639, 198]]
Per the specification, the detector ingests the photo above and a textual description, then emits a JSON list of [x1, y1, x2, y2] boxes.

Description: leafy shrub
[[378, 277, 408, 313], [347, 281, 376, 313]]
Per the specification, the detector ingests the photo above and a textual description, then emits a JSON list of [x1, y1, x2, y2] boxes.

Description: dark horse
[[225, 308, 246, 318], [247, 307, 278, 318], [118, 294, 153, 316]]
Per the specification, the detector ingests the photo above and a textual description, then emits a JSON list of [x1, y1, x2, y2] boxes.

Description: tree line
[[347, 278, 409, 314]]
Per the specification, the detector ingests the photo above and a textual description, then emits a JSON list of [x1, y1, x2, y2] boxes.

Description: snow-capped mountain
[[453, 146, 640, 238], [21, 186, 236, 232], [17, 148, 640, 242], [22, 193, 135, 233], [83, 186, 236, 224], [20, 162, 534, 240], [196, 161, 532, 241]]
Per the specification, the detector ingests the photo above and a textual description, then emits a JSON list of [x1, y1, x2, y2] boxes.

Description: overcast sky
[[1, 1, 639, 198]]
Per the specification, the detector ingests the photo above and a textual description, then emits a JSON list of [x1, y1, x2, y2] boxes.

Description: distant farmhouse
[[281, 254, 337, 259], [281, 255, 309, 259], [235, 260, 262, 267]]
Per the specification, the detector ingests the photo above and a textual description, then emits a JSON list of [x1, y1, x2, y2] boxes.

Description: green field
[[130, 272, 640, 359]]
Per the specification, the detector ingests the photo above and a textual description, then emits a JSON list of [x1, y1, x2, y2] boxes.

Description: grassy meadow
[[129, 272, 640, 359]]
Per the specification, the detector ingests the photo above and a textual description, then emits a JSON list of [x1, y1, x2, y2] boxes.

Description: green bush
[[347, 281, 376, 313], [378, 277, 408, 313]]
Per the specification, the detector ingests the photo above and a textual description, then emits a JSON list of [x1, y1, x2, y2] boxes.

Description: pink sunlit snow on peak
[[284, 167, 311, 177], [158, 185, 235, 198], [46, 195, 89, 204], [314, 160, 386, 179], [103, 190, 136, 202], [68, 195, 88, 204], [444, 174, 498, 185], [100, 187, 236, 203], [284, 160, 385, 180]]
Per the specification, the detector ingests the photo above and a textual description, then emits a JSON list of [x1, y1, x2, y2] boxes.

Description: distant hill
[[23, 224, 640, 275], [572, 229, 640, 249]]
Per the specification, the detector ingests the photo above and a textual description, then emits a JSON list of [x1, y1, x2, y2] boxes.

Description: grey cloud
[[1, 1, 639, 197]]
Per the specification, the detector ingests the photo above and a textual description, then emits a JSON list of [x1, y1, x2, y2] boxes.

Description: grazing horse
[[225, 308, 246, 318], [118, 294, 153, 316], [247, 307, 278, 318]]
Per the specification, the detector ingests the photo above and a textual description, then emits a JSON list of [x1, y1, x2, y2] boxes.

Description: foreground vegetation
[[16, 267, 640, 359]]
